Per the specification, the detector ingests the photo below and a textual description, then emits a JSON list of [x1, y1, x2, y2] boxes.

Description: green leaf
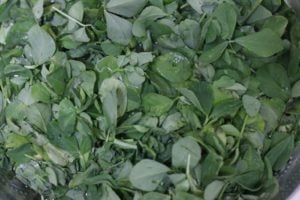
[[101, 40, 123, 56], [68, 1, 84, 31], [0, 91, 3, 116], [125, 66, 145, 87], [101, 184, 121, 200], [17, 86, 36, 105], [266, 133, 294, 171], [26, 103, 51, 132], [46, 122, 78, 155], [199, 41, 228, 64], [7, 144, 34, 166], [162, 112, 184, 132], [233, 146, 264, 189], [96, 56, 119, 83], [142, 192, 171, 200], [151, 53, 192, 83], [213, 3, 237, 39], [106, 0, 147, 17], [204, 180, 225, 200], [242, 95, 261, 117], [132, 6, 167, 37], [78, 71, 96, 96], [168, 174, 189, 191], [286, 98, 300, 115], [191, 82, 214, 115], [221, 124, 240, 137], [211, 99, 241, 119], [31, 83, 51, 103], [179, 88, 204, 113], [256, 64, 290, 100], [25, 25, 56, 65], [5, 133, 29, 149], [104, 10, 132, 45], [66, 190, 85, 200], [235, 29, 284, 57], [32, 0, 44, 20], [46, 67, 67, 96], [73, 27, 90, 42], [187, 0, 203, 14], [4, 7, 35, 47], [129, 159, 170, 191], [142, 93, 173, 116], [0, 0, 17, 22], [5, 101, 27, 121], [58, 99, 77, 135], [68, 166, 96, 187], [263, 16, 288, 37], [173, 192, 200, 200], [0, 21, 12, 44], [15, 161, 50, 192], [260, 99, 285, 133], [1, 1, 299, 199], [172, 136, 201, 168], [99, 77, 127, 129], [179, 19, 201, 49], [180, 106, 202, 130], [45, 167, 57, 186], [206, 19, 221, 43], [247, 5, 272, 24], [201, 152, 223, 186], [292, 80, 300, 97], [37, 134, 75, 166]]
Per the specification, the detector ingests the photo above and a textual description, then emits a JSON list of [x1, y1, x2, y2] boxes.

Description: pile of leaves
[[0, 0, 300, 199]]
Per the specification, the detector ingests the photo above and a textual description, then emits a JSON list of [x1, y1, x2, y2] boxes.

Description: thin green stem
[[240, 115, 248, 139], [195, 138, 215, 154], [199, 13, 207, 24], [180, 3, 189, 9], [230, 115, 249, 154], [114, 139, 137, 150], [52, 6, 92, 28], [186, 154, 202, 194]]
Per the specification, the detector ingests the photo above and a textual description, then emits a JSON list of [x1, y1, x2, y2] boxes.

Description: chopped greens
[[0, 0, 300, 199]]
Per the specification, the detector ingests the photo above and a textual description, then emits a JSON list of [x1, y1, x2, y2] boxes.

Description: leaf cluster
[[0, 0, 300, 199]]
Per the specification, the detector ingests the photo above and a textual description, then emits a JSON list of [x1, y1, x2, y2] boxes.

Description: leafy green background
[[0, 0, 300, 199]]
